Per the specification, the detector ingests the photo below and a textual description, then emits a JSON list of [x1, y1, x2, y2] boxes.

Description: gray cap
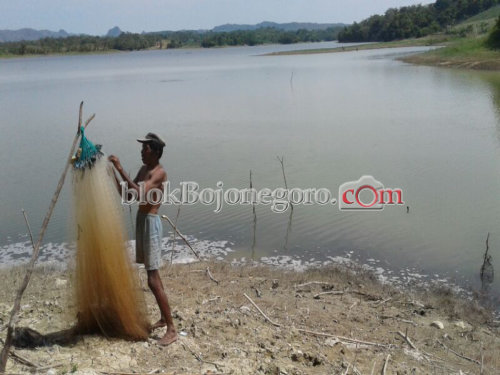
[[137, 132, 166, 147]]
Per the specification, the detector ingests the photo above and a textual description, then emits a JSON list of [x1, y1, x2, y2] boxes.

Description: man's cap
[[137, 132, 166, 148]]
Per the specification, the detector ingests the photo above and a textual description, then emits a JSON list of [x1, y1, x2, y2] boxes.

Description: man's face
[[141, 143, 154, 164]]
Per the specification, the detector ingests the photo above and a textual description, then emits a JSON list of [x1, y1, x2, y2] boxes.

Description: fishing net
[[72, 128, 149, 340]]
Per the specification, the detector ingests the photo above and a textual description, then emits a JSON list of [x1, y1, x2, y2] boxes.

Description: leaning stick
[[206, 267, 219, 285], [277, 156, 293, 211], [0, 102, 85, 372], [21, 210, 35, 250], [397, 331, 417, 350], [160, 215, 200, 260], [243, 293, 281, 327], [381, 354, 390, 375], [437, 339, 480, 365]]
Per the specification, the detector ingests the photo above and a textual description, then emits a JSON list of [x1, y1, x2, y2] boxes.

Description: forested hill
[[338, 0, 499, 42]]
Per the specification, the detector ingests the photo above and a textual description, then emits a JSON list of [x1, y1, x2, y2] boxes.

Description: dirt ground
[[0, 261, 499, 375]]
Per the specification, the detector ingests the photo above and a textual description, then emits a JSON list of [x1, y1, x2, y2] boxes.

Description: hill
[[0, 28, 69, 43], [212, 21, 347, 33], [338, 0, 500, 42]]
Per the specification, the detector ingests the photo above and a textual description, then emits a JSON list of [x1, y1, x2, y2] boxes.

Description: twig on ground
[[98, 371, 167, 375], [295, 281, 333, 288], [34, 363, 64, 371], [161, 215, 200, 260], [206, 267, 219, 285], [9, 351, 38, 368], [381, 354, 390, 375], [296, 328, 389, 348], [343, 362, 350, 375], [437, 339, 480, 365], [313, 291, 344, 299], [372, 297, 392, 306], [181, 341, 223, 372], [351, 290, 380, 301], [380, 315, 417, 326], [243, 293, 281, 327], [0, 102, 86, 372], [397, 330, 417, 350]]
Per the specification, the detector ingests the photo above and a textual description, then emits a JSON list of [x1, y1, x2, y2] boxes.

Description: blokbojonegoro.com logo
[[120, 175, 404, 213]]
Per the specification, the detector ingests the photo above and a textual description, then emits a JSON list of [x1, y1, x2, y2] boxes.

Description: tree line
[[338, 0, 499, 42], [0, 27, 343, 56]]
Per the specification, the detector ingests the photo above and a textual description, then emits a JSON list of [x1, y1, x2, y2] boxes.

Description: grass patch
[[401, 35, 500, 70]]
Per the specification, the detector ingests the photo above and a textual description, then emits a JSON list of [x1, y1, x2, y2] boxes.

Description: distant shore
[[265, 35, 500, 72]]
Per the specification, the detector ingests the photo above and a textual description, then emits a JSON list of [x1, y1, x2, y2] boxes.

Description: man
[[109, 132, 177, 346]]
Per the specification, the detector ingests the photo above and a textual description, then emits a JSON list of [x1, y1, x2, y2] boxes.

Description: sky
[[0, 0, 432, 35]]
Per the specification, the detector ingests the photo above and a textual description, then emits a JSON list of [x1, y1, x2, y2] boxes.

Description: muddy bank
[[0, 261, 499, 374], [400, 53, 500, 71]]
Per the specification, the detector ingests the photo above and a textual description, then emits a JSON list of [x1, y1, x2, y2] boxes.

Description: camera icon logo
[[338, 175, 403, 211]]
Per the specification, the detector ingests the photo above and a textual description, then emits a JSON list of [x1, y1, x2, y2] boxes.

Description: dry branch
[[0, 102, 86, 372], [397, 330, 417, 350], [206, 267, 219, 285], [243, 293, 281, 327], [313, 291, 344, 299], [296, 328, 389, 348], [295, 281, 333, 288], [161, 215, 200, 260], [84, 113, 95, 129], [181, 341, 223, 371], [381, 354, 390, 375], [437, 339, 480, 365]]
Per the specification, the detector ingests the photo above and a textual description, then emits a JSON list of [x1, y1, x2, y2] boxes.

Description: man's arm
[[109, 155, 165, 194], [109, 155, 141, 192]]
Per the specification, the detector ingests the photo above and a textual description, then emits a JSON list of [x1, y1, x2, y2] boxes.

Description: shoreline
[[0, 260, 499, 374], [264, 36, 500, 72]]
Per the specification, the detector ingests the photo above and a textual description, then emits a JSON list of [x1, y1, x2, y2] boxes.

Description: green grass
[[401, 35, 500, 70]]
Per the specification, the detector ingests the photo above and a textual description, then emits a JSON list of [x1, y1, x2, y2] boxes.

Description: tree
[[486, 16, 500, 49]]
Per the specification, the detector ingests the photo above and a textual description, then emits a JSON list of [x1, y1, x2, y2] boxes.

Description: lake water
[[1, 42, 499, 303]]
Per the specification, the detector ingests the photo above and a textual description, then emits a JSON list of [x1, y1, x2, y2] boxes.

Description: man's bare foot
[[151, 319, 167, 331], [157, 329, 178, 346]]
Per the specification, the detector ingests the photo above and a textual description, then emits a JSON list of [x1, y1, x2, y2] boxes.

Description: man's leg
[[147, 270, 178, 346]]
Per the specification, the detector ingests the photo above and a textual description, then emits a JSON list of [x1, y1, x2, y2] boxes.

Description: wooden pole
[[160, 215, 200, 260], [0, 102, 85, 373]]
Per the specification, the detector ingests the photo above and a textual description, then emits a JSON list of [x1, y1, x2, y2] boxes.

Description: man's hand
[[108, 155, 123, 172]]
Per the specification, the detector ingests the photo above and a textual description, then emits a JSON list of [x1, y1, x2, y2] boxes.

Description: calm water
[[1, 42, 499, 300]]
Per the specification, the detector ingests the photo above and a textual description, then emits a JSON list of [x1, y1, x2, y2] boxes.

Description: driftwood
[[161, 215, 200, 260], [0, 102, 89, 373]]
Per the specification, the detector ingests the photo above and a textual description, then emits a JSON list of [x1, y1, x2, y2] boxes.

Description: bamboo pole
[[0, 102, 85, 373]]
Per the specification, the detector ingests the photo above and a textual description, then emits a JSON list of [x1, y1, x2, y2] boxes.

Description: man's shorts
[[136, 212, 163, 270]]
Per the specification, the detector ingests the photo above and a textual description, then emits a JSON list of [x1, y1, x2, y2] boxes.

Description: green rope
[[73, 126, 103, 170]]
